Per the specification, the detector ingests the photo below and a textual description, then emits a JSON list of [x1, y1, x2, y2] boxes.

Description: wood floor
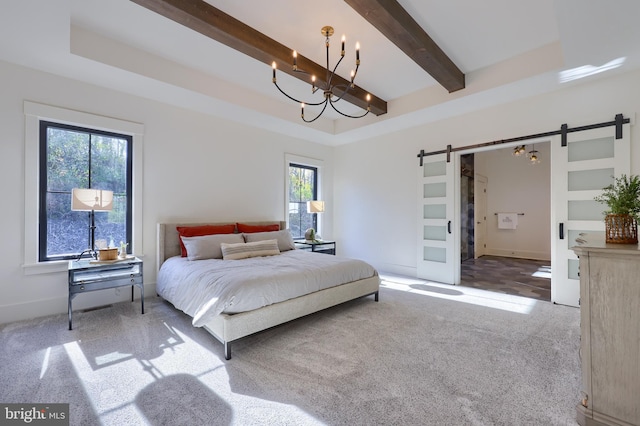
[[460, 255, 551, 302]]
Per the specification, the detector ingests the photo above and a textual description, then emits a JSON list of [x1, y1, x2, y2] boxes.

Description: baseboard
[[484, 248, 550, 262], [576, 403, 636, 426], [0, 282, 157, 325], [370, 261, 416, 278]]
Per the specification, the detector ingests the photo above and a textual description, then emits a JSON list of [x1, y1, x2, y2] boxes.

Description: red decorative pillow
[[236, 223, 280, 233], [176, 224, 235, 257]]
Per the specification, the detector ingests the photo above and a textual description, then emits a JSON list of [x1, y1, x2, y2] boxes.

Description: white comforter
[[156, 249, 377, 327]]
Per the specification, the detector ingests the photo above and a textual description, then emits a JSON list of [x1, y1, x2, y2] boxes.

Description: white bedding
[[157, 249, 377, 327]]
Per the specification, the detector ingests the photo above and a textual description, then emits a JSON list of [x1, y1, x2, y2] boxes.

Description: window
[[288, 163, 318, 239], [24, 101, 143, 274], [39, 121, 132, 261]]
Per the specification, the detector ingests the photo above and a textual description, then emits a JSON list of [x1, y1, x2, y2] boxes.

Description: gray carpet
[[0, 274, 581, 425]]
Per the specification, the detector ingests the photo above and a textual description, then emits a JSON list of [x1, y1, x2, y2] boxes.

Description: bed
[[156, 221, 380, 359]]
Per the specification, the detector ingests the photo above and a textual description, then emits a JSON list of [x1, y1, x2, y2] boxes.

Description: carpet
[[0, 275, 581, 425]]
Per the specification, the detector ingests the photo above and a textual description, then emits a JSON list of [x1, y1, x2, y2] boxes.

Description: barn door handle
[[448, 221, 452, 234], [559, 223, 564, 240]]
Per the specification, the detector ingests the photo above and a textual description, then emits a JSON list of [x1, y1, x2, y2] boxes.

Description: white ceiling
[[2, 0, 640, 145]]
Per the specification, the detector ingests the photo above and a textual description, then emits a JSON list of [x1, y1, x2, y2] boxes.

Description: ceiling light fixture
[[513, 145, 526, 156], [528, 145, 540, 164], [272, 26, 371, 123]]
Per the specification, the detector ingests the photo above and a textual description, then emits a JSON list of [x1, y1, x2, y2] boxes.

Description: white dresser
[[572, 236, 640, 426]]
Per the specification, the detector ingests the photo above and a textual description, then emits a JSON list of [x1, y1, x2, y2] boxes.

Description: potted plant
[[594, 174, 640, 243]]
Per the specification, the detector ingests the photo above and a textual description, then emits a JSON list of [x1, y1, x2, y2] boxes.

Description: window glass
[[39, 121, 132, 261], [288, 163, 317, 239]]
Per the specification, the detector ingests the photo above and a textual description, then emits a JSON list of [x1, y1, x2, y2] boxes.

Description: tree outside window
[[39, 121, 132, 261]]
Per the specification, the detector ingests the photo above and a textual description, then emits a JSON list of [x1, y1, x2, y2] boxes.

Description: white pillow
[[221, 239, 280, 260], [181, 233, 244, 260], [243, 229, 296, 251]]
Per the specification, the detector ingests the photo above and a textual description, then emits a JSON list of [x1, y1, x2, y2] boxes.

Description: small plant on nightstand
[[119, 241, 128, 258]]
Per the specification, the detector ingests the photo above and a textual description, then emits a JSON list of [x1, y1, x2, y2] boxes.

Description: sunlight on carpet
[[61, 324, 325, 425], [379, 273, 537, 314]]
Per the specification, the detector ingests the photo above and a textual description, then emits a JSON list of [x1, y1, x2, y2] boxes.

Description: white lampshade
[[307, 200, 325, 213], [71, 189, 114, 211]]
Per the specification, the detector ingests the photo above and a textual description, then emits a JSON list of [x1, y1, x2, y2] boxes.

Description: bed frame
[[157, 221, 380, 359]]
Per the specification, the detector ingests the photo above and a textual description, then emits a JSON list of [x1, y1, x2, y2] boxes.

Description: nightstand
[[294, 239, 336, 255], [68, 257, 144, 330]]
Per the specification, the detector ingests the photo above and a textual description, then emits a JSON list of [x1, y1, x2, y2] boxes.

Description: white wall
[[0, 60, 333, 324], [3, 58, 640, 324], [335, 69, 640, 276], [475, 144, 551, 260]]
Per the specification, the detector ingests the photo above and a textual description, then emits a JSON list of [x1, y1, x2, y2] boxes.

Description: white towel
[[498, 213, 518, 229]]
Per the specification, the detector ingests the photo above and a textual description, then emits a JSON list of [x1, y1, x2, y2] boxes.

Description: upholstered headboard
[[157, 221, 287, 269]]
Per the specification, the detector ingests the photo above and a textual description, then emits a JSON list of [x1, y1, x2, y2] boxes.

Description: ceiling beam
[[345, 0, 465, 93], [130, 0, 387, 116]]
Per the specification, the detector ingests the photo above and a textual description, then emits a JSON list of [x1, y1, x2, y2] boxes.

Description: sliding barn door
[[417, 154, 459, 284], [550, 123, 630, 306]]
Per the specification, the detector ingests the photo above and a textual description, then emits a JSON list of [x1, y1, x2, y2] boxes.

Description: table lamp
[[305, 200, 324, 241], [71, 188, 113, 259]]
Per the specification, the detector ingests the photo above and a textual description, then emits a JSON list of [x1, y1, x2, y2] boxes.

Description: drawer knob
[[80, 286, 85, 290]]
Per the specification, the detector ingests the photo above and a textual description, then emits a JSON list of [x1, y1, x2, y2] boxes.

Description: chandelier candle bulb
[[341, 35, 345, 56], [292, 50, 297, 70], [272, 62, 276, 82], [356, 42, 360, 62]]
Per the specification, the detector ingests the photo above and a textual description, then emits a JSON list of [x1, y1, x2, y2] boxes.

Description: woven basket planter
[[604, 214, 638, 244]]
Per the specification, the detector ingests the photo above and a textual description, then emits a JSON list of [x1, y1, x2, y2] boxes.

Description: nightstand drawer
[[69, 263, 141, 284], [70, 276, 143, 292]]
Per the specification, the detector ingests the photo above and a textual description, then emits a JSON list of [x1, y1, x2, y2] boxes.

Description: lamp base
[[77, 248, 98, 261], [304, 228, 316, 241]]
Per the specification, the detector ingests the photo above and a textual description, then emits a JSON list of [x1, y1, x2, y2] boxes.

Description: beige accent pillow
[[242, 229, 296, 251], [181, 233, 244, 260], [221, 239, 280, 260]]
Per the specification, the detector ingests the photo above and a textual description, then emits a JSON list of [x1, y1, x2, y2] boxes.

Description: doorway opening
[[459, 145, 551, 302]]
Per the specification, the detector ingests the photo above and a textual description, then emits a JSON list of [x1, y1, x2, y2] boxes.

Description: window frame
[[285, 154, 323, 240], [289, 163, 318, 239], [38, 121, 133, 262], [24, 101, 144, 275]]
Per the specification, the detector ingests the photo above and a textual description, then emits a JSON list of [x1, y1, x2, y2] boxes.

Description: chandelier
[[271, 26, 371, 123], [512, 144, 541, 164], [512, 145, 526, 156], [528, 145, 540, 164]]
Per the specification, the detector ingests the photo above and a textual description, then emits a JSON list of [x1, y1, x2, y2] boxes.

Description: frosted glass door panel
[[423, 247, 446, 263], [568, 259, 579, 280], [568, 200, 605, 221], [423, 161, 446, 177], [567, 137, 614, 162], [424, 225, 447, 241], [568, 168, 614, 191], [423, 182, 446, 198], [567, 230, 605, 249], [424, 204, 446, 219]]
